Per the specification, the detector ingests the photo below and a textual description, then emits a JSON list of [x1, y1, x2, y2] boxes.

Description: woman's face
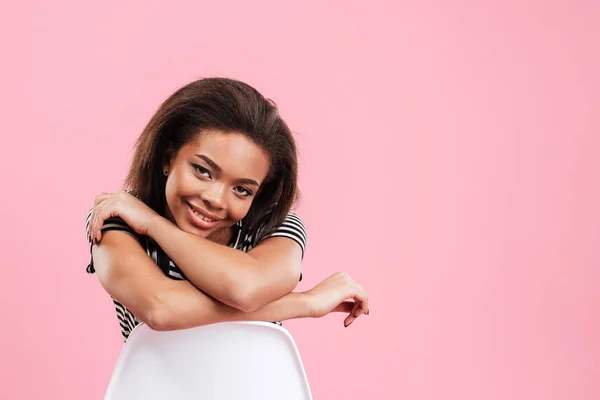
[[164, 130, 271, 243]]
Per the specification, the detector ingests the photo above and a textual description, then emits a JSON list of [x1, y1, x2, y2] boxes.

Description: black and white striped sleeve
[[260, 211, 307, 258], [85, 208, 141, 274]]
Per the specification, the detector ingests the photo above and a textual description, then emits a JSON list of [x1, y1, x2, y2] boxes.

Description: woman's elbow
[[231, 281, 290, 312], [227, 283, 263, 313], [238, 298, 261, 313], [231, 275, 297, 312], [141, 303, 174, 331], [229, 290, 260, 313]]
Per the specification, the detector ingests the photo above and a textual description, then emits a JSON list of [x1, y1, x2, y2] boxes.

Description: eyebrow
[[195, 154, 260, 187]]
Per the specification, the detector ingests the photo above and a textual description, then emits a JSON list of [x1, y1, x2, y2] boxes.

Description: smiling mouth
[[185, 201, 220, 224], [192, 210, 215, 222]]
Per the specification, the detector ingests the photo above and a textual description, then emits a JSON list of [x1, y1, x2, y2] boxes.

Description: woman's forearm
[[149, 279, 311, 331], [147, 215, 264, 308]]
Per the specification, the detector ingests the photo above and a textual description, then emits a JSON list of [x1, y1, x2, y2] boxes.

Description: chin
[[189, 224, 214, 237], [196, 229, 214, 238], [174, 217, 211, 238]]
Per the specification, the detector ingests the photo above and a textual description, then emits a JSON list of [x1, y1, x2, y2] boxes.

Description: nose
[[200, 182, 226, 210]]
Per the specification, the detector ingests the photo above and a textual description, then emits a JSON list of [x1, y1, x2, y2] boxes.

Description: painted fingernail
[[344, 320, 354, 328], [366, 309, 370, 315]]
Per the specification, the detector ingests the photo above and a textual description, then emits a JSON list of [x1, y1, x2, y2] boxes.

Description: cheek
[[163, 177, 178, 216], [165, 170, 195, 208], [168, 169, 196, 195], [227, 199, 253, 222]]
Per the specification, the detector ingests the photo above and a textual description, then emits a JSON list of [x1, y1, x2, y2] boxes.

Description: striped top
[[86, 212, 307, 341]]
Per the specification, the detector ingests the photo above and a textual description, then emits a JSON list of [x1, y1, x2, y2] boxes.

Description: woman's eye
[[192, 164, 211, 177], [234, 187, 252, 197]]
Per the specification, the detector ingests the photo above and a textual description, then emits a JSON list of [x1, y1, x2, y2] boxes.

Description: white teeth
[[192, 208, 214, 222]]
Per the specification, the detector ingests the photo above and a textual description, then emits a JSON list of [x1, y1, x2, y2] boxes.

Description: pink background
[[1, 1, 599, 399]]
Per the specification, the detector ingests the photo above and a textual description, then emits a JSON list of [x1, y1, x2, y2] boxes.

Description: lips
[[185, 201, 220, 230]]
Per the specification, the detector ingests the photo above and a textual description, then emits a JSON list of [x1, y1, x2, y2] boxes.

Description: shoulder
[[255, 211, 307, 257], [85, 208, 144, 273], [86, 213, 141, 244], [270, 211, 306, 238]]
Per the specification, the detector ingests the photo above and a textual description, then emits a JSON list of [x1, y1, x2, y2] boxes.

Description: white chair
[[104, 321, 313, 400]]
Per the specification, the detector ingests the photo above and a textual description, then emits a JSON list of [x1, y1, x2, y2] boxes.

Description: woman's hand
[[304, 272, 369, 327], [88, 191, 159, 243]]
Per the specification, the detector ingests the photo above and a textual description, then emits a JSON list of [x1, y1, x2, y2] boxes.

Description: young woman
[[86, 78, 369, 341]]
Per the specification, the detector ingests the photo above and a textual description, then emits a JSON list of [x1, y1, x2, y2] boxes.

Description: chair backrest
[[104, 321, 313, 400]]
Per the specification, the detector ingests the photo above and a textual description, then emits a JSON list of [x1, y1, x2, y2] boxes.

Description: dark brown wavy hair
[[125, 77, 299, 238]]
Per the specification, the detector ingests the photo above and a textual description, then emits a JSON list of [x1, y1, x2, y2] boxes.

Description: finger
[[344, 311, 357, 327], [354, 284, 369, 317], [351, 300, 361, 318], [95, 212, 102, 243], [337, 278, 367, 327], [91, 211, 99, 243], [342, 274, 369, 315], [89, 209, 96, 244], [93, 193, 112, 206], [90, 206, 99, 243], [352, 300, 367, 319], [95, 207, 111, 243], [97, 200, 124, 242], [347, 283, 368, 319], [92, 204, 109, 243], [344, 300, 361, 327], [91, 194, 112, 242], [345, 289, 370, 327], [90, 210, 98, 243], [344, 314, 353, 327], [332, 301, 354, 313]]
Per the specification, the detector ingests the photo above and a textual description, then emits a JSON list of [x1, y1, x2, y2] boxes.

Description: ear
[[162, 144, 176, 173]]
